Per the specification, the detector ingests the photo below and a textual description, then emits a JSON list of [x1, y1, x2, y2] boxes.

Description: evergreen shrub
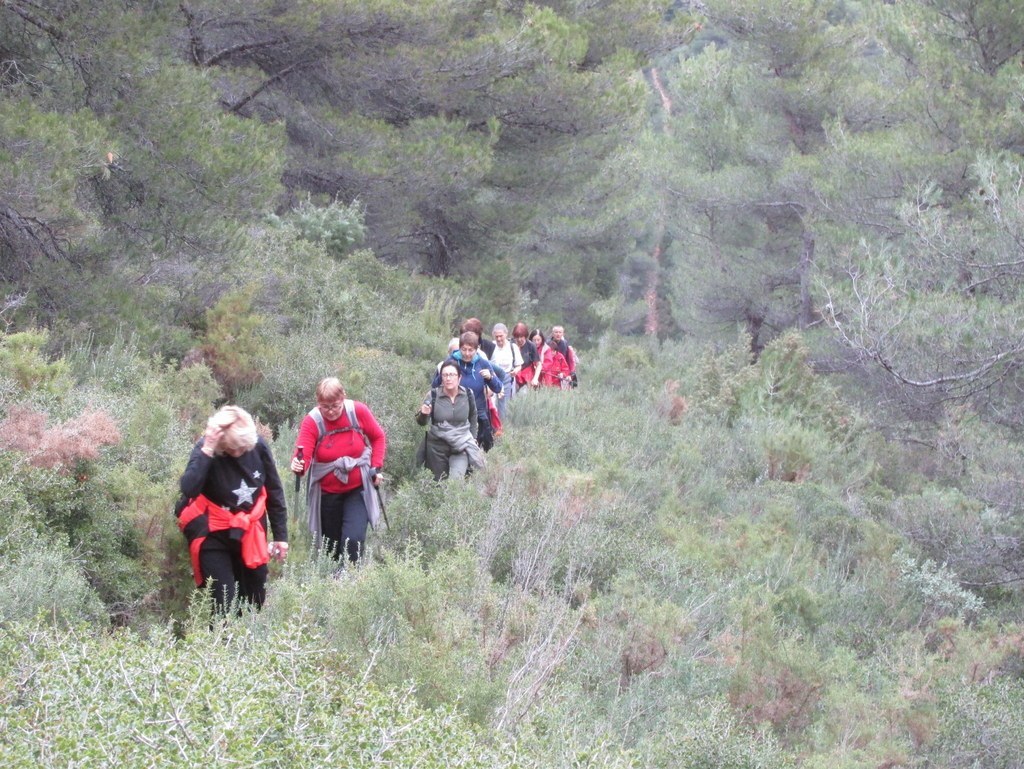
[[0, 619, 518, 767], [637, 699, 794, 768], [201, 286, 266, 398], [0, 470, 106, 625], [888, 487, 1010, 594], [0, 329, 69, 392], [0, 537, 107, 625], [926, 678, 1024, 768], [266, 196, 366, 258]]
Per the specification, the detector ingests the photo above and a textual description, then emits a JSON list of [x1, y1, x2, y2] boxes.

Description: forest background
[[3, 0, 1024, 766]]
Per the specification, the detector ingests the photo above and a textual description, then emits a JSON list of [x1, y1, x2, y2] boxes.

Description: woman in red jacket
[[531, 329, 571, 388], [291, 377, 386, 563]]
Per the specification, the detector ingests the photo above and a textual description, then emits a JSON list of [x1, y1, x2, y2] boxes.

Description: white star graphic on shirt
[[232, 481, 257, 506], [253, 470, 261, 479]]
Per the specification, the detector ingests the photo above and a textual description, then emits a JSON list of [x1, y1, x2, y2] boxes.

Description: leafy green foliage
[[201, 287, 266, 398], [6, 1, 1024, 767], [266, 196, 366, 258], [0, 620, 518, 767], [0, 329, 69, 393]]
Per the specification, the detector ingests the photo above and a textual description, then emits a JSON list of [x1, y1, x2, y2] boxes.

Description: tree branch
[[203, 38, 287, 67], [873, 342, 1024, 389], [5, 2, 65, 42], [0, 204, 67, 261], [225, 60, 309, 114]]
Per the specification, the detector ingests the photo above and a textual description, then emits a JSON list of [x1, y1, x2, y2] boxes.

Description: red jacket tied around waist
[[177, 487, 269, 586]]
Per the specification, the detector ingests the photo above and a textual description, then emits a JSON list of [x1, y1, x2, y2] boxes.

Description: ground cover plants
[[3, 318, 1024, 768], [5, 0, 1024, 763]]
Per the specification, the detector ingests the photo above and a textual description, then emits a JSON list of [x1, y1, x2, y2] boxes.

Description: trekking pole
[[293, 447, 303, 516], [365, 466, 389, 531]]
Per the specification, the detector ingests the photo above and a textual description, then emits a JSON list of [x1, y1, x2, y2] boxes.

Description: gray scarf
[[306, 444, 383, 549], [429, 421, 487, 469]]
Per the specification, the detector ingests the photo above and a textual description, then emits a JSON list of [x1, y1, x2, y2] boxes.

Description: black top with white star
[[179, 437, 288, 542]]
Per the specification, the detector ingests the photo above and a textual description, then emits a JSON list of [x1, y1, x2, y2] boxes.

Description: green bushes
[[280, 548, 509, 724], [0, 470, 107, 625], [266, 196, 367, 259], [0, 332, 206, 627], [0, 329, 69, 392], [0, 619, 518, 768], [5, 297, 1024, 769], [201, 286, 267, 398]]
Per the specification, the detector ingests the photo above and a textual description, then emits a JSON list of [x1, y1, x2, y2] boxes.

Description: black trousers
[[199, 530, 268, 614], [477, 416, 494, 452], [321, 488, 369, 562]]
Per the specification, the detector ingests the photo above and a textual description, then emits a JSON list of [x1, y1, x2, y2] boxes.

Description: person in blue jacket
[[433, 331, 503, 451]]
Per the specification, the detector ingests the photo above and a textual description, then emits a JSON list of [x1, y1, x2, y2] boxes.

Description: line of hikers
[[176, 318, 576, 614], [417, 318, 577, 481]]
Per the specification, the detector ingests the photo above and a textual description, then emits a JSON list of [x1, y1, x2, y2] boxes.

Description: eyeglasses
[[441, 372, 460, 378], [319, 401, 344, 412]]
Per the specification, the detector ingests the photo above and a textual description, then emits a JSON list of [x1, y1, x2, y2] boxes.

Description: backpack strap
[[310, 406, 326, 440], [344, 398, 359, 432], [310, 401, 369, 458]]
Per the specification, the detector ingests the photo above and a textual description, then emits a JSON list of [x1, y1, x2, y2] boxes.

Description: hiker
[[417, 358, 485, 480], [435, 337, 459, 375], [551, 325, 578, 387], [531, 329, 571, 388], [512, 321, 541, 390], [177, 405, 288, 614], [291, 377, 386, 563], [432, 331, 503, 451], [490, 322, 522, 420], [460, 317, 495, 359]]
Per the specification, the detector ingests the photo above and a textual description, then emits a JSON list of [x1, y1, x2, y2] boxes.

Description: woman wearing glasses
[[291, 377, 386, 563], [417, 358, 485, 480], [430, 331, 503, 452]]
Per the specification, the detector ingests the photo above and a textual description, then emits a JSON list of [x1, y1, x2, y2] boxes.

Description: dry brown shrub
[[0, 405, 121, 470], [767, 453, 811, 483], [253, 415, 273, 444], [658, 380, 689, 425], [620, 628, 668, 689], [729, 664, 823, 736]]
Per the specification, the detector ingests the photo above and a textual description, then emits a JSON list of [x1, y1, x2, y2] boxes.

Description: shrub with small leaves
[[894, 549, 984, 626], [200, 286, 266, 398], [266, 196, 366, 258], [0, 328, 69, 393], [0, 618, 520, 768]]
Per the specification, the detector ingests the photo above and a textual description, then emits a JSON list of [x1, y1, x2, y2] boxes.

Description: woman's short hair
[[512, 321, 530, 339], [492, 322, 508, 335], [316, 377, 346, 403], [530, 328, 545, 346], [211, 405, 258, 455], [460, 317, 484, 337], [459, 331, 479, 349], [439, 358, 461, 376]]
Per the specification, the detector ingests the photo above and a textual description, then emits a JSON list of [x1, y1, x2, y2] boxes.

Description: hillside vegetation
[[3, 318, 1023, 766], [3, 0, 1024, 766]]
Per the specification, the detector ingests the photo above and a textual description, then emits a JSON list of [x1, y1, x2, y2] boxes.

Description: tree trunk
[[799, 230, 815, 328]]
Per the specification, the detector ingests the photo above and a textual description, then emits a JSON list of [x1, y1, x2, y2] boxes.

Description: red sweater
[[293, 402, 386, 494], [539, 346, 571, 387]]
